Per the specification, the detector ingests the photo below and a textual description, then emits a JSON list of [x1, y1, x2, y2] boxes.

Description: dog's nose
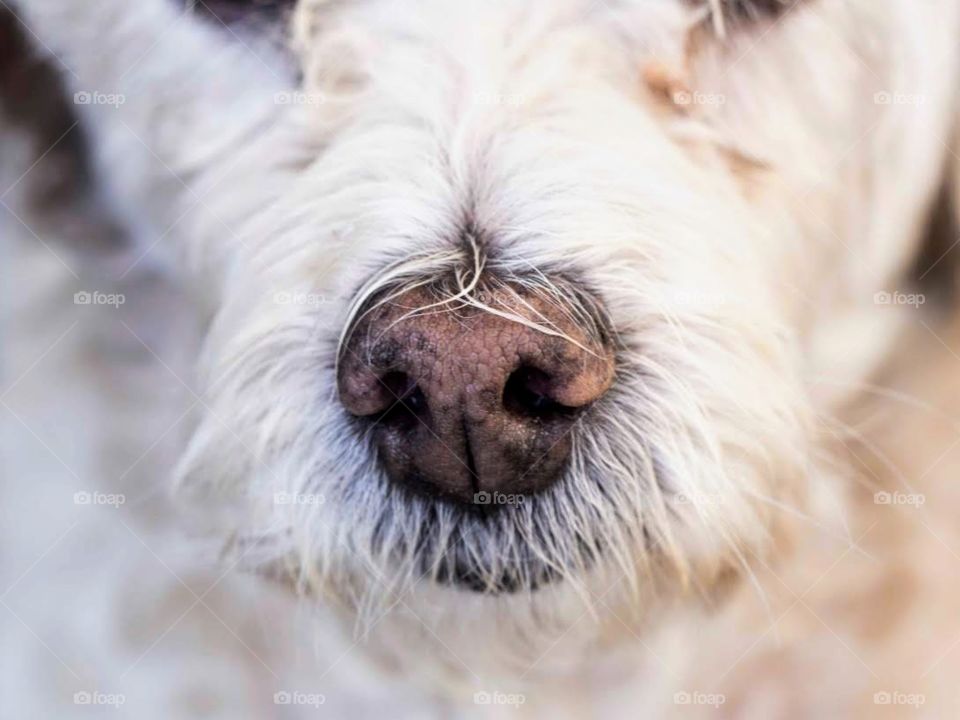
[[338, 286, 614, 503]]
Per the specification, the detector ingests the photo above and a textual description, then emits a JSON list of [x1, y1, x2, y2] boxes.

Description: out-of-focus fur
[[4, 0, 960, 717]]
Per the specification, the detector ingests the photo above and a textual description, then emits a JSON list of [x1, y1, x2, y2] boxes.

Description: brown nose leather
[[337, 285, 614, 503]]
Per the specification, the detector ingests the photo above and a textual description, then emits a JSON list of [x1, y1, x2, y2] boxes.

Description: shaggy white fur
[[5, 0, 960, 716]]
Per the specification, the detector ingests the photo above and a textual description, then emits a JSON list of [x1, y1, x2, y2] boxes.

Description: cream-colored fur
[[4, 0, 960, 716]]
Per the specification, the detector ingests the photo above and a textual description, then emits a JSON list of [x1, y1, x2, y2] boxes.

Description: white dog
[[5, 0, 960, 716]]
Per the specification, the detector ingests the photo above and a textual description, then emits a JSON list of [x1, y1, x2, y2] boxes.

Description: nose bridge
[[389, 305, 517, 412], [433, 316, 519, 410]]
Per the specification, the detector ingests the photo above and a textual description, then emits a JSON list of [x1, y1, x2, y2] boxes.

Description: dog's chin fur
[[8, 0, 960, 712], [395, 496, 569, 595]]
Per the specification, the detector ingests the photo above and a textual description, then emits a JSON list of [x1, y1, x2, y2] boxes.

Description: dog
[[5, 0, 960, 716]]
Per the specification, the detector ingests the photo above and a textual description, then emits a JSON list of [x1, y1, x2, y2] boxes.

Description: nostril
[[339, 282, 615, 502], [503, 366, 577, 421], [376, 371, 428, 428]]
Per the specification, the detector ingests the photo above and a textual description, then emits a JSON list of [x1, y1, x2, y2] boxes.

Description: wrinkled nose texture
[[338, 286, 615, 503]]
